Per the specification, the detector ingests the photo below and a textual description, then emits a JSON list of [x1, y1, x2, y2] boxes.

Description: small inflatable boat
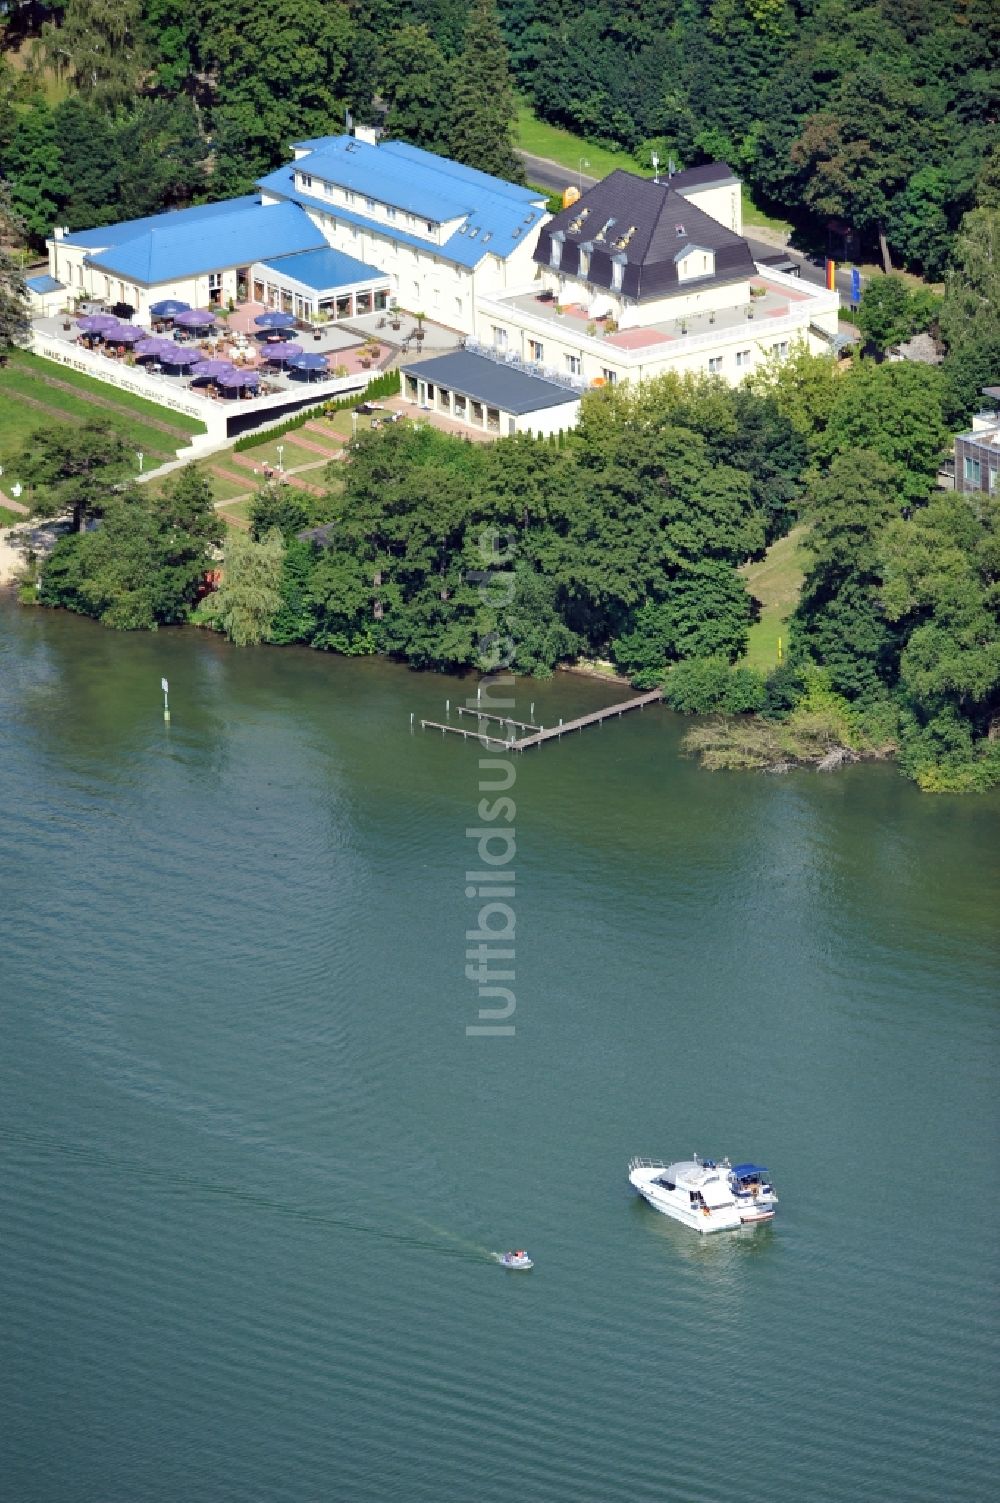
[[498, 1249, 533, 1270]]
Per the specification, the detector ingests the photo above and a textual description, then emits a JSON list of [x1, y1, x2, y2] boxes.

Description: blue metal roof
[[260, 246, 387, 292], [26, 274, 64, 294], [85, 200, 326, 286], [64, 196, 261, 251], [732, 1164, 768, 1179], [261, 137, 547, 267]]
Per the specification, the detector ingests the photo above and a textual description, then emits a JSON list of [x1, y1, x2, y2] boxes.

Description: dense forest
[[1, 0, 998, 276], [28, 324, 1000, 791]]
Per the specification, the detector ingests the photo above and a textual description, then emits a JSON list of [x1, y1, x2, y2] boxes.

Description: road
[[519, 149, 860, 303]]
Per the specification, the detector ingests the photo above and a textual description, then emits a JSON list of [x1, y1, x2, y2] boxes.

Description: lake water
[[1, 594, 998, 1502]]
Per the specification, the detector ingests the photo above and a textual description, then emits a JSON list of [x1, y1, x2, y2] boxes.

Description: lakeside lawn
[[0, 351, 206, 475], [516, 102, 793, 234], [739, 525, 808, 670]]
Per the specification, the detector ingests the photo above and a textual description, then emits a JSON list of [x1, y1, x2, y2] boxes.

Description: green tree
[[794, 449, 903, 700], [819, 362, 950, 509], [939, 207, 1000, 352], [612, 561, 753, 683], [856, 275, 916, 355], [881, 492, 1000, 760], [212, 528, 286, 645], [5, 101, 66, 245], [43, 0, 148, 104], [0, 180, 29, 360], [206, 0, 355, 192], [249, 482, 311, 542], [747, 343, 841, 454], [22, 422, 133, 531], [449, 0, 524, 182], [39, 472, 220, 629], [380, 25, 455, 157]]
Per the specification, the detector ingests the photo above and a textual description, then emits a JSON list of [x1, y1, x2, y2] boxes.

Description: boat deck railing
[[629, 1157, 668, 1171]]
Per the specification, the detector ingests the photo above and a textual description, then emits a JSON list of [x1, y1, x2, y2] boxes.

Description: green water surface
[[1, 595, 997, 1502]]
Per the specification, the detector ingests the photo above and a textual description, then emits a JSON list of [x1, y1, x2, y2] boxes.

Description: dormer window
[[676, 246, 715, 282]]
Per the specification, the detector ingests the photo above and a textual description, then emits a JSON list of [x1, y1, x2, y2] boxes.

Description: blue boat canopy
[[732, 1164, 768, 1179]]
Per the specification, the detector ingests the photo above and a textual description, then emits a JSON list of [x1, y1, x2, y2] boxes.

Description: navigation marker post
[[161, 677, 170, 723]]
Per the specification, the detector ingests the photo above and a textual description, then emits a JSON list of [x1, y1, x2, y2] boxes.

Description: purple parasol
[[263, 341, 303, 363], [158, 345, 201, 367], [107, 324, 144, 344], [190, 358, 235, 379], [76, 313, 119, 334], [288, 352, 330, 380], [217, 367, 260, 388], [134, 337, 169, 357], [254, 310, 295, 329], [173, 308, 217, 329], [149, 299, 191, 318]]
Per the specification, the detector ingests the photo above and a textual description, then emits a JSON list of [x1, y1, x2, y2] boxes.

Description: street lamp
[[276, 443, 284, 473], [578, 157, 590, 192]]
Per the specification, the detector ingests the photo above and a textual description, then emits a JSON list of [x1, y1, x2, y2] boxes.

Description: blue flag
[[851, 267, 862, 307]]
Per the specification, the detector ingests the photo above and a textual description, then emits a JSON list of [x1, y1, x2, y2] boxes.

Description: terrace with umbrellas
[[60, 300, 394, 402]]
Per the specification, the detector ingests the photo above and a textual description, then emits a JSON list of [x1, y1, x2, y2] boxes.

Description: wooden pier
[[420, 719, 512, 749], [513, 688, 662, 749], [456, 707, 541, 732], [420, 688, 662, 752]]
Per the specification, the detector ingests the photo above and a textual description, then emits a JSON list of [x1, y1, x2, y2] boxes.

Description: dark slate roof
[[667, 160, 738, 190], [401, 351, 577, 415], [533, 169, 754, 303]]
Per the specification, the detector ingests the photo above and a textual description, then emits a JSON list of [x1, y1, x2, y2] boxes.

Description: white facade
[[475, 266, 839, 390], [400, 360, 579, 438], [48, 230, 254, 326], [263, 197, 543, 336]]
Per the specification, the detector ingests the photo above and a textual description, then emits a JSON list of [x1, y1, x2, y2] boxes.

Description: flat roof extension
[[402, 350, 578, 415]]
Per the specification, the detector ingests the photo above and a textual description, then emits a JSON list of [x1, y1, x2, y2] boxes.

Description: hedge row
[[233, 369, 401, 452]]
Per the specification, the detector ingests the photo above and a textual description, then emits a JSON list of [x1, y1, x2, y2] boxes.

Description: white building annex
[[474, 163, 842, 390], [46, 132, 548, 337]]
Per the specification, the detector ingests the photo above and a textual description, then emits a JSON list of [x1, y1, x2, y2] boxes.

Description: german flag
[[825, 259, 837, 291]]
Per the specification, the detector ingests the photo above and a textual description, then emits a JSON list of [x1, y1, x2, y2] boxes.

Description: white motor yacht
[[628, 1155, 777, 1233]]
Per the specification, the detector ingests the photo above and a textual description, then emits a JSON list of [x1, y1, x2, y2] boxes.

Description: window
[[386, 205, 396, 220], [735, 348, 752, 369], [566, 354, 582, 376], [990, 464, 998, 492], [426, 221, 436, 234], [964, 456, 982, 485], [365, 197, 375, 212], [550, 236, 562, 270], [708, 356, 723, 374], [300, 173, 313, 189], [771, 341, 789, 359], [492, 326, 508, 351], [600, 368, 617, 386], [611, 258, 623, 291], [208, 272, 222, 290], [578, 248, 589, 278], [528, 340, 544, 362]]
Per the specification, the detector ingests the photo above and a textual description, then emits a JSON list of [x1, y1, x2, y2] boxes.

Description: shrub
[[662, 657, 766, 714]]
